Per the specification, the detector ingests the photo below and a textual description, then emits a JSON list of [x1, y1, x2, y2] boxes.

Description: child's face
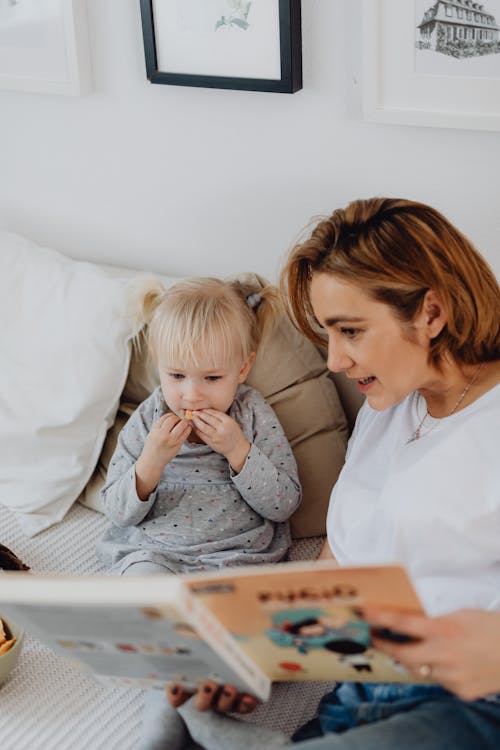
[[158, 352, 254, 417]]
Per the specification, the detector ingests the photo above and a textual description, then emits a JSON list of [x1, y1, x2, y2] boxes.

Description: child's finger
[[194, 409, 225, 427], [165, 682, 195, 708], [234, 693, 258, 714], [191, 415, 216, 436], [215, 685, 239, 713], [170, 419, 192, 439], [157, 413, 180, 431], [193, 680, 220, 711]]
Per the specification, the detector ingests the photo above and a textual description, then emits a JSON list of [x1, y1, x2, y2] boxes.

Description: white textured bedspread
[[0, 503, 329, 750]]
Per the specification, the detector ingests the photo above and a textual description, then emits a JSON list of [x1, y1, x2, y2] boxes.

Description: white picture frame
[[0, 0, 91, 96], [363, 0, 500, 131]]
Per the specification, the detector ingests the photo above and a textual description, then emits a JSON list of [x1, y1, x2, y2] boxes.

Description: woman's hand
[[191, 410, 251, 473], [135, 414, 192, 499], [362, 607, 500, 701], [166, 680, 258, 714]]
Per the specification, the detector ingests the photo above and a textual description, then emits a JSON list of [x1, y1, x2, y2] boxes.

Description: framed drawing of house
[[140, 0, 302, 93], [363, 0, 500, 130], [0, 0, 91, 96]]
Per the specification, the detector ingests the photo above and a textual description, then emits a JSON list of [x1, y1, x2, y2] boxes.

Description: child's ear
[[238, 352, 256, 383]]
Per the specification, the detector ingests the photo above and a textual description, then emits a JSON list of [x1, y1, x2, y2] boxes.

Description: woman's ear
[[238, 352, 256, 383], [419, 290, 447, 339]]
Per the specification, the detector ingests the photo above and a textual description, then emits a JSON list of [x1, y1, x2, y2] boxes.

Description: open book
[[0, 561, 429, 701]]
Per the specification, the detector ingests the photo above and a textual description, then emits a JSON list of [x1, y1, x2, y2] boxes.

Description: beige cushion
[[81, 273, 350, 539]]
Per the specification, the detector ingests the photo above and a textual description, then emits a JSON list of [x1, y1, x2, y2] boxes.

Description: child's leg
[[177, 697, 289, 750], [122, 562, 186, 747], [139, 688, 192, 750], [121, 560, 171, 575]]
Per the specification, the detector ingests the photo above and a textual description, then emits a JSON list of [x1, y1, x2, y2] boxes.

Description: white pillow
[[0, 231, 141, 536]]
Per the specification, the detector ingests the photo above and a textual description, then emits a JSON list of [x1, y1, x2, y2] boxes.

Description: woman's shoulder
[[464, 382, 500, 420]]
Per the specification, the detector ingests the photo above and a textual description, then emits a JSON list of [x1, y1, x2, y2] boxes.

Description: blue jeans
[[289, 682, 500, 750]]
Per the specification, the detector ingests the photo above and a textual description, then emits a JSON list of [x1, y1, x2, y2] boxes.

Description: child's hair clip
[[246, 292, 262, 310]]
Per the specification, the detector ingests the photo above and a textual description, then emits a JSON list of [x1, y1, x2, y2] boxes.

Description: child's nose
[[183, 380, 202, 401]]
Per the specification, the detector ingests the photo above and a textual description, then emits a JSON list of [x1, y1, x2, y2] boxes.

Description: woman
[[165, 198, 500, 750]]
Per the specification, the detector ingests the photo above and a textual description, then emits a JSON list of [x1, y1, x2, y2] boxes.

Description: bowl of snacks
[[0, 614, 24, 687]]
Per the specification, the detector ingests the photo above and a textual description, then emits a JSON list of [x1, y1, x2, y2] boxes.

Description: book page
[[0, 576, 260, 694]]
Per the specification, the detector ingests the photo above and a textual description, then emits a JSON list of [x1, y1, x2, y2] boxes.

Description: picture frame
[[0, 0, 91, 96], [363, 0, 500, 131], [140, 0, 302, 93]]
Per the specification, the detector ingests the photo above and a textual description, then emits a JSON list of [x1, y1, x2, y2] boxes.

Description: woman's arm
[[361, 607, 500, 701], [317, 538, 336, 560]]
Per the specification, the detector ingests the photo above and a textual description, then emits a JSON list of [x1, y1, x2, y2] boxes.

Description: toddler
[[96, 276, 301, 749], [97, 276, 301, 577]]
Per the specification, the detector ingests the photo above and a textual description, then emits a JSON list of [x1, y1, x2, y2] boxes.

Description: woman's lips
[[357, 376, 376, 391]]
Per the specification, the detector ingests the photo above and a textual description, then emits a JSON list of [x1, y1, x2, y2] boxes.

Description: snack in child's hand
[[0, 618, 16, 655], [184, 409, 193, 421]]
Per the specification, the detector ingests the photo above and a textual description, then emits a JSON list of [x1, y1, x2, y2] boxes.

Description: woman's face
[[310, 272, 433, 411]]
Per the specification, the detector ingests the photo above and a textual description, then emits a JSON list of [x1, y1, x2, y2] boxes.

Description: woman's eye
[[340, 327, 359, 338]]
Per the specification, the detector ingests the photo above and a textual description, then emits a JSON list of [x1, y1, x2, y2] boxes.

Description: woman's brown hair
[[281, 197, 500, 366]]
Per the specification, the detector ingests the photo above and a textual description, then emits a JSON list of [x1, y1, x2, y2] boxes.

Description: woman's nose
[[327, 342, 353, 373]]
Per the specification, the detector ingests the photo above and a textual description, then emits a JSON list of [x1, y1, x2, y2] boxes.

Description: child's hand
[[135, 414, 192, 499], [191, 409, 251, 473], [166, 680, 258, 714]]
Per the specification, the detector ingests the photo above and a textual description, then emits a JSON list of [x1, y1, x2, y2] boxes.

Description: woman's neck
[[418, 359, 500, 418]]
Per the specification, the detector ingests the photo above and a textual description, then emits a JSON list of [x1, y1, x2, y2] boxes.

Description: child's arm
[[189, 389, 300, 522], [229, 393, 301, 522], [135, 412, 191, 499], [100, 401, 159, 527], [101, 391, 190, 526]]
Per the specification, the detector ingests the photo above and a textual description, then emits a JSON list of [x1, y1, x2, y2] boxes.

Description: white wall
[[1, 0, 499, 281]]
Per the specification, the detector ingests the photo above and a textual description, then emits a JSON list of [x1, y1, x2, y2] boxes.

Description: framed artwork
[[363, 0, 500, 131], [140, 0, 302, 93], [0, 0, 91, 96]]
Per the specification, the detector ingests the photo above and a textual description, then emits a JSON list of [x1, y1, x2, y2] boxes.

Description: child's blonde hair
[[134, 275, 282, 368]]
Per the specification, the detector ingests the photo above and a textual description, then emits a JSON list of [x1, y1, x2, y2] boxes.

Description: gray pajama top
[[97, 384, 301, 574]]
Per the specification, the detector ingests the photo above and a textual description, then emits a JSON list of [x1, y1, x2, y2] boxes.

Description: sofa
[[0, 230, 363, 749]]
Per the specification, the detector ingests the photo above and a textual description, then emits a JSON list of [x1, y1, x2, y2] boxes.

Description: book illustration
[[186, 564, 425, 684], [265, 607, 371, 654]]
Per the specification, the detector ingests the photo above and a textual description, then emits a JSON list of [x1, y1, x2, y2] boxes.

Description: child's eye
[[205, 375, 222, 382], [169, 373, 185, 380], [340, 327, 360, 339]]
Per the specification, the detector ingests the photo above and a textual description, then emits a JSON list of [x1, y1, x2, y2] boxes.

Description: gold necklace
[[407, 363, 484, 444]]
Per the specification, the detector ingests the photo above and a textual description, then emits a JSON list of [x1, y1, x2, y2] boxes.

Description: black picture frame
[[140, 0, 302, 93]]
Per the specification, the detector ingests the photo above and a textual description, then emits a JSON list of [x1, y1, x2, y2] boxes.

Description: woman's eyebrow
[[324, 316, 365, 327]]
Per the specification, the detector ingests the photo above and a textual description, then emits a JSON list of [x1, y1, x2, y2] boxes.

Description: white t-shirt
[[327, 385, 500, 616]]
